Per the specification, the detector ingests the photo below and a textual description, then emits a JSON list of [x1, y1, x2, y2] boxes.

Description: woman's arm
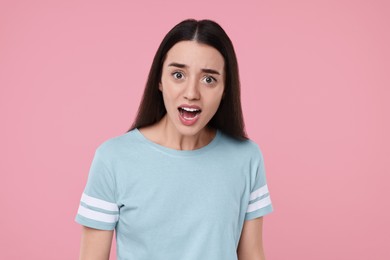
[[237, 217, 266, 260], [79, 226, 114, 260]]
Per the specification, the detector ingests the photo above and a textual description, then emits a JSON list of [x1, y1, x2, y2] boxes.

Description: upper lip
[[178, 104, 202, 111]]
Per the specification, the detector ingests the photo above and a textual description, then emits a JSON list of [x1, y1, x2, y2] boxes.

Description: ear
[[159, 82, 163, 92]]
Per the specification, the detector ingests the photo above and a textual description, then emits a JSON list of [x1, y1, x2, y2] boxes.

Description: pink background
[[1, 0, 389, 259]]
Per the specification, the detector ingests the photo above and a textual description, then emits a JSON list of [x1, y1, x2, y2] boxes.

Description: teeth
[[181, 107, 200, 112]]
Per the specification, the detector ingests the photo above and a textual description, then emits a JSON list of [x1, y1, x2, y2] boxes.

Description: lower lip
[[178, 111, 200, 126]]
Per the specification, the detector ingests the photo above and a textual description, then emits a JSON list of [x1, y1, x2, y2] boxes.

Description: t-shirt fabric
[[75, 128, 273, 260]]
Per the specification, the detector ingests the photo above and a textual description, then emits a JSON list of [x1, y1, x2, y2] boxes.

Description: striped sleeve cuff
[[75, 193, 119, 230], [245, 184, 273, 220]]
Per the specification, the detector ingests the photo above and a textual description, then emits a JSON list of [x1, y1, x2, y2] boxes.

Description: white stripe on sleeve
[[81, 193, 118, 212], [77, 205, 119, 223], [246, 196, 272, 213], [249, 185, 269, 201]]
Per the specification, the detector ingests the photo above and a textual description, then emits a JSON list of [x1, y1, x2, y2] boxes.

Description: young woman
[[75, 19, 273, 260]]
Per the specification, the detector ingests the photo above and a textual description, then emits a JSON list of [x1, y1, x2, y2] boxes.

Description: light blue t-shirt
[[75, 128, 273, 259]]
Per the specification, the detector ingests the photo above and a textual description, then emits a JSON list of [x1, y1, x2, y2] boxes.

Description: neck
[[150, 115, 216, 150]]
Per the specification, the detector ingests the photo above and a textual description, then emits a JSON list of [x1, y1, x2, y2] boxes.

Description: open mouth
[[178, 107, 202, 120]]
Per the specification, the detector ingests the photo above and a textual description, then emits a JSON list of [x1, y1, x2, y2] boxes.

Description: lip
[[177, 104, 201, 126], [178, 104, 202, 110], [178, 110, 200, 126]]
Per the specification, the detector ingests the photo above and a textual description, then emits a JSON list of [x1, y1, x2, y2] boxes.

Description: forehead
[[164, 41, 224, 71]]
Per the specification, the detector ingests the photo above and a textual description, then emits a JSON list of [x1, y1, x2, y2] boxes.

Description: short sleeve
[[245, 147, 274, 220], [75, 149, 119, 230]]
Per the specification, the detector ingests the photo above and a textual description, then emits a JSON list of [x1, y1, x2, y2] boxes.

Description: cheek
[[161, 87, 178, 110], [206, 94, 224, 112], [214, 99, 223, 111], [214, 87, 225, 104]]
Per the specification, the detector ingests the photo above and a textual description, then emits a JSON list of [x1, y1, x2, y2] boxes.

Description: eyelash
[[172, 71, 184, 80], [171, 72, 217, 84], [203, 76, 217, 84]]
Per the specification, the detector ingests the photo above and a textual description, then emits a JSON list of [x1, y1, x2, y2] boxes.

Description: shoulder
[[218, 130, 263, 160], [93, 129, 140, 162]]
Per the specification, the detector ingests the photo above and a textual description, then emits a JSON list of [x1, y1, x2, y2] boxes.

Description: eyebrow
[[168, 62, 221, 75]]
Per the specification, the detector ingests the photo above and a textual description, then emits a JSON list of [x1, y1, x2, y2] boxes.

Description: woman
[[75, 19, 273, 260]]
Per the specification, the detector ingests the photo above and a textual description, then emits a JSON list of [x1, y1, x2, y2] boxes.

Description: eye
[[172, 71, 184, 80], [203, 76, 217, 84]]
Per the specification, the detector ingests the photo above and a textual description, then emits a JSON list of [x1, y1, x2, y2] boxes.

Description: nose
[[184, 78, 200, 100]]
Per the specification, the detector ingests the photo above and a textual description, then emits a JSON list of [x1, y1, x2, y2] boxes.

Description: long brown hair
[[128, 19, 248, 140]]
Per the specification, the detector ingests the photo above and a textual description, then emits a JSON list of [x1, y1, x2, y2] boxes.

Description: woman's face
[[159, 40, 225, 137]]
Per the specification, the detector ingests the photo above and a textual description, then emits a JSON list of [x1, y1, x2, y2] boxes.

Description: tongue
[[182, 110, 198, 118]]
